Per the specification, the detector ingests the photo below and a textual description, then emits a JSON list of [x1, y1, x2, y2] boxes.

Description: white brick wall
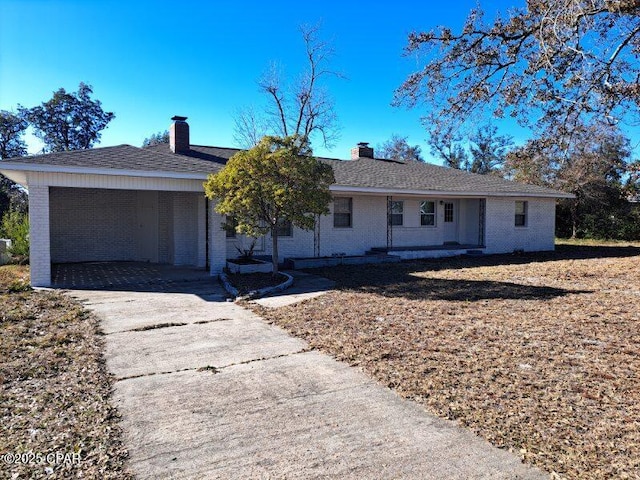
[[172, 192, 199, 266], [196, 196, 207, 268], [484, 197, 556, 253], [158, 192, 174, 263], [320, 195, 387, 256], [209, 203, 227, 274], [48, 188, 205, 267], [33, 174, 558, 284], [50, 188, 143, 262], [28, 186, 51, 287], [233, 194, 557, 262]]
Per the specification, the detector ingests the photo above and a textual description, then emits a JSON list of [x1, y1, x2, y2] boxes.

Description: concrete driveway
[[63, 264, 546, 479]]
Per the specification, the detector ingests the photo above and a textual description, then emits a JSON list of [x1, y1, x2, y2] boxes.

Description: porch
[[367, 243, 485, 260]]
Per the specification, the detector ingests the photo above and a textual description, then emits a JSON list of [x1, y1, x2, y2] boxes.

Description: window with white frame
[[420, 200, 436, 226], [388, 200, 404, 226], [444, 202, 454, 223], [333, 197, 352, 228], [515, 201, 528, 227], [275, 219, 293, 237]]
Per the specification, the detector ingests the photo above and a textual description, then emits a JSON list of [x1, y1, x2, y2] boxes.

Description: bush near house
[[0, 210, 29, 262]]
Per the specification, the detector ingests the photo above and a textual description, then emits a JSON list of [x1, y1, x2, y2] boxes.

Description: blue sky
[[0, 0, 578, 162]]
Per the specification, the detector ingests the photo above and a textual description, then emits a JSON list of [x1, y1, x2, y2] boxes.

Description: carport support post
[[208, 204, 226, 275], [28, 185, 52, 287], [197, 196, 207, 268]]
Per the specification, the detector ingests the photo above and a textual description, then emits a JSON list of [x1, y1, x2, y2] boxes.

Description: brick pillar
[[208, 202, 226, 275], [196, 195, 206, 268], [28, 186, 51, 287]]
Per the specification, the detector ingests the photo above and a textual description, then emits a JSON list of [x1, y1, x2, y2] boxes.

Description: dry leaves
[[0, 265, 132, 479], [256, 243, 640, 479]]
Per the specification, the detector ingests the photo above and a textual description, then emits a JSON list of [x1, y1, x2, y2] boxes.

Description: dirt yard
[[0, 265, 132, 479], [255, 242, 640, 479]]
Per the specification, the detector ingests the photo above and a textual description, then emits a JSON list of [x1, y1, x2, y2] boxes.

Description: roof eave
[[0, 163, 209, 181], [330, 185, 574, 199]]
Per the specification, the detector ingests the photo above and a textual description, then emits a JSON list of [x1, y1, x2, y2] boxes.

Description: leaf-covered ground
[[255, 243, 640, 479], [0, 265, 132, 479]]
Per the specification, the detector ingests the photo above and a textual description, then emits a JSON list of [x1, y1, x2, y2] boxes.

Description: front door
[[443, 200, 458, 244]]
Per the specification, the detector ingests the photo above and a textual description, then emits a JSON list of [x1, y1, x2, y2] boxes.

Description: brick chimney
[[170, 116, 190, 153], [351, 142, 374, 159]]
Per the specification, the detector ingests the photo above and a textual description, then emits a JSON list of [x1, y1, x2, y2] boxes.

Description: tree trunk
[[271, 227, 279, 276], [570, 200, 578, 239]]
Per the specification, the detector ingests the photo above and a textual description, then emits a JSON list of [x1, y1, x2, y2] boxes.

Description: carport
[[49, 187, 206, 266], [0, 153, 229, 287]]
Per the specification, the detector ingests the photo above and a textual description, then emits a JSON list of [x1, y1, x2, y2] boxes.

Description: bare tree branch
[[395, 1, 640, 142], [234, 24, 343, 150]]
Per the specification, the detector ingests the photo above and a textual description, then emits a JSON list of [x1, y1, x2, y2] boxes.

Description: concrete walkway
[[66, 272, 546, 479]]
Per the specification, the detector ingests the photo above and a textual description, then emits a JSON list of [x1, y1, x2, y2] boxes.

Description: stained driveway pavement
[[63, 265, 546, 479]]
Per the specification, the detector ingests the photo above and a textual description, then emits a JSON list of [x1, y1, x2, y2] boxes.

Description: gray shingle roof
[[0, 143, 569, 197], [323, 157, 567, 196], [0, 144, 231, 174]]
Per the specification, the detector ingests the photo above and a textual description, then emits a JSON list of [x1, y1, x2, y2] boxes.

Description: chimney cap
[[351, 141, 374, 159], [171, 115, 188, 122]]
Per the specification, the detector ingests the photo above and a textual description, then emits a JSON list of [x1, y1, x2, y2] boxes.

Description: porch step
[[285, 254, 401, 270]]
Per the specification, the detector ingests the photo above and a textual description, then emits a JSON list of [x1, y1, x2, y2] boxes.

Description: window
[[444, 202, 454, 223], [333, 197, 353, 228], [275, 219, 293, 237], [388, 200, 404, 226], [224, 217, 237, 238], [515, 201, 528, 227], [420, 200, 436, 226]]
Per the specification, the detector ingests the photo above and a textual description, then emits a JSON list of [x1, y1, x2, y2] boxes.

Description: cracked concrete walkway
[[67, 274, 546, 479]]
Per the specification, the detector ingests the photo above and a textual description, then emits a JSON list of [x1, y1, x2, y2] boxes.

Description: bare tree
[[233, 106, 267, 148], [234, 24, 342, 150], [394, 1, 640, 141]]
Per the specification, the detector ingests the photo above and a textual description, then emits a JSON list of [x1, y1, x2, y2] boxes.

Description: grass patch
[[256, 243, 640, 479], [225, 272, 288, 295], [0, 265, 132, 479], [556, 237, 640, 247]]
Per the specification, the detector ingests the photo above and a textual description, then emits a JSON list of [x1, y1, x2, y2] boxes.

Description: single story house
[[0, 116, 571, 287]]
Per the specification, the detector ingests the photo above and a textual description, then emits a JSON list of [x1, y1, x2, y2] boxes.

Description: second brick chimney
[[170, 116, 190, 154], [351, 142, 374, 159]]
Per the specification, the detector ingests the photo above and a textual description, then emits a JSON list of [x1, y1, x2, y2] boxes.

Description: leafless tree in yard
[[234, 24, 343, 150]]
